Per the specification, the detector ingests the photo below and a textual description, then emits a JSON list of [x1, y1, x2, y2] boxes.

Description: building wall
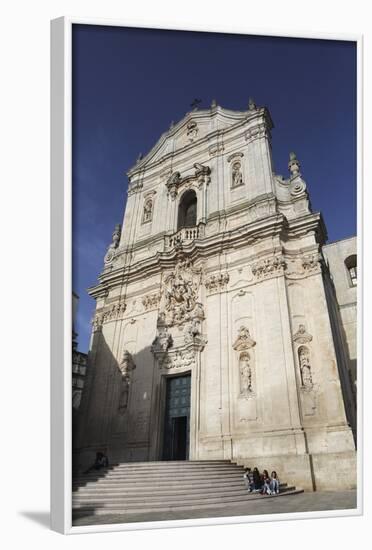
[[323, 237, 357, 391], [76, 104, 356, 491]]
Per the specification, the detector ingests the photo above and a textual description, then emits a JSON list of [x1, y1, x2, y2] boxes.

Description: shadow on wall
[[73, 327, 156, 473], [322, 266, 357, 444]]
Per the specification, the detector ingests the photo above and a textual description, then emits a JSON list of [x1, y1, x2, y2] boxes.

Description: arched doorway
[[177, 189, 197, 230]]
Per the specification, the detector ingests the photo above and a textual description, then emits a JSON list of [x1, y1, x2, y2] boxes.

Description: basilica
[[75, 101, 357, 492]]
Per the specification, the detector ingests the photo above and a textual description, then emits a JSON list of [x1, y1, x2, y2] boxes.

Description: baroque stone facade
[[75, 102, 357, 491]]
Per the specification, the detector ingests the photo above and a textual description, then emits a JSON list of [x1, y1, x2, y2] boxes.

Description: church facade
[[75, 101, 357, 492]]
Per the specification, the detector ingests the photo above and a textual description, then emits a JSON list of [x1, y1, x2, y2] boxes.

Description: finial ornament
[[210, 99, 217, 108], [136, 152, 143, 164], [288, 151, 301, 177], [248, 98, 256, 111]]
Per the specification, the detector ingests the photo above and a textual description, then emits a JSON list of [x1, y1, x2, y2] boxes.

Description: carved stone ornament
[[166, 163, 211, 198], [127, 178, 143, 197], [160, 348, 196, 370], [244, 123, 269, 144], [208, 143, 224, 157], [186, 120, 198, 142], [117, 350, 136, 412], [183, 313, 207, 349], [92, 299, 127, 331], [104, 223, 121, 264], [151, 313, 173, 354], [142, 293, 161, 311], [251, 256, 286, 280], [302, 253, 320, 272], [233, 326, 256, 352], [205, 272, 229, 294], [293, 324, 313, 345], [193, 162, 211, 188], [166, 171, 182, 199], [161, 258, 203, 327]]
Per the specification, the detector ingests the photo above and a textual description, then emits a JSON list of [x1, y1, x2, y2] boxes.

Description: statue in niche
[[298, 346, 313, 389], [232, 161, 243, 188], [143, 198, 153, 223], [239, 352, 252, 394], [117, 350, 136, 413]]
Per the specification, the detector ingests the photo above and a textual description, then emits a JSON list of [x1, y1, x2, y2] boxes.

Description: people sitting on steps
[[243, 466, 280, 495]]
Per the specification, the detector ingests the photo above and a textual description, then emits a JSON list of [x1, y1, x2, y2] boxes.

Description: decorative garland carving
[[205, 272, 229, 294], [302, 253, 321, 272], [160, 348, 196, 371], [251, 256, 286, 280], [92, 299, 127, 331], [142, 293, 161, 310]]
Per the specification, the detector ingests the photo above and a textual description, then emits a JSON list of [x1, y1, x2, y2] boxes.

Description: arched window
[[345, 254, 357, 287], [177, 189, 197, 230]]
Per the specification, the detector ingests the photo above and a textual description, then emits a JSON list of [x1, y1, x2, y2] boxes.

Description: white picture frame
[[51, 16, 363, 535]]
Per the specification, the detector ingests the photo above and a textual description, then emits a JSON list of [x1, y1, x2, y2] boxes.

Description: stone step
[[72, 472, 246, 487], [75, 464, 244, 477], [74, 480, 287, 496], [72, 488, 304, 515], [73, 481, 288, 498], [108, 460, 233, 468], [73, 486, 296, 505]]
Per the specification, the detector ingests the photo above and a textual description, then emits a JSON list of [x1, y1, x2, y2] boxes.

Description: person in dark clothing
[[252, 467, 262, 492], [261, 469, 272, 495]]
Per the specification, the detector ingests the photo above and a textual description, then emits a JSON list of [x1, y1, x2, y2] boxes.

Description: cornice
[[88, 213, 286, 298]]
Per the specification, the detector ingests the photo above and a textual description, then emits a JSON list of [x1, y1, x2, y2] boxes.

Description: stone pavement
[[72, 490, 357, 527]]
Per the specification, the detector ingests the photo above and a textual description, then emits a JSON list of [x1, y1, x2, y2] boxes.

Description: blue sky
[[72, 25, 357, 353]]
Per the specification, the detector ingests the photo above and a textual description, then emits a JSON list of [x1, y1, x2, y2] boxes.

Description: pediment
[[127, 106, 256, 176]]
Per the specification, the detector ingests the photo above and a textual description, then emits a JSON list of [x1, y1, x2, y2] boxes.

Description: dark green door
[[162, 374, 191, 460]]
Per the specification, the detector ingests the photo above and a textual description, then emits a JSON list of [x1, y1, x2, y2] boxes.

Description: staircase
[[72, 460, 303, 517]]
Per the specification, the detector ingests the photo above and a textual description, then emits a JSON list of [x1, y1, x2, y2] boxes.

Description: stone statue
[[143, 198, 153, 222], [117, 350, 136, 412], [240, 353, 252, 394], [232, 161, 243, 187], [299, 346, 313, 389], [104, 223, 121, 264]]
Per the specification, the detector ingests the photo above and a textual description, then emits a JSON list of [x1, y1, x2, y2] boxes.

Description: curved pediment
[[127, 104, 270, 177]]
